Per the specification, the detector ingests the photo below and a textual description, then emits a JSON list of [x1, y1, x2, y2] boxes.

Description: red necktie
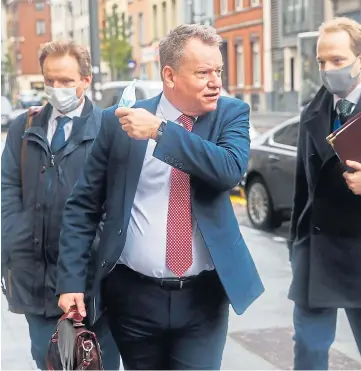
[[166, 114, 194, 277]]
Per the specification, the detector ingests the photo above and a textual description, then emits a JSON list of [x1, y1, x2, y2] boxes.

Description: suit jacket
[[288, 86, 361, 308], [1, 97, 103, 316], [56, 94, 264, 325]]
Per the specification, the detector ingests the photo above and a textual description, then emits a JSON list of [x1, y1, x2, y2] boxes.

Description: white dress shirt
[[334, 82, 361, 113], [119, 94, 214, 278], [47, 101, 85, 144]]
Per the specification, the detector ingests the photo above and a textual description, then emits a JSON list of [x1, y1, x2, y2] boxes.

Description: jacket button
[[35, 203, 41, 211], [41, 165, 46, 173], [34, 238, 40, 244], [117, 229, 122, 235], [101, 260, 106, 268]]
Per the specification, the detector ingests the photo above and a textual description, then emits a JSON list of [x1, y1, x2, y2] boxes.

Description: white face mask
[[45, 84, 83, 114]]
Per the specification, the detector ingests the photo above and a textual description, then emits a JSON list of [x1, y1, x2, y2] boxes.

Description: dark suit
[[1, 98, 120, 370], [288, 86, 361, 369], [56, 94, 264, 369]]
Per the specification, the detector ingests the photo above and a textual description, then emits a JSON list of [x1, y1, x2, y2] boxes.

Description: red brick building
[[214, 0, 264, 111], [7, 0, 52, 96]]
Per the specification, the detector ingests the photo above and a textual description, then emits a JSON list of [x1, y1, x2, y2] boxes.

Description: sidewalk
[[2, 225, 360, 370], [1, 294, 275, 371]]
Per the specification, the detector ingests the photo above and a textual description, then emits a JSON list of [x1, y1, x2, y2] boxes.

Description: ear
[[162, 66, 176, 89]]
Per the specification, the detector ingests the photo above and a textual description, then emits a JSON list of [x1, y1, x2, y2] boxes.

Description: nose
[[53, 81, 62, 88], [208, 75, 222, 89]]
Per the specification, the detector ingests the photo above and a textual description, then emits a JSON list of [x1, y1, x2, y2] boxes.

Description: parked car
[[243, 116, 300, 230], [6, 93, 43, 129], [1, 96, 13, 130], [98, 80, 258, 140]]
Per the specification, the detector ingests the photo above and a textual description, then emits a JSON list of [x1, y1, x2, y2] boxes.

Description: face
[[317, 30, 361, 80], [43, 54, 91, 98], [162, 38, 223, 116]]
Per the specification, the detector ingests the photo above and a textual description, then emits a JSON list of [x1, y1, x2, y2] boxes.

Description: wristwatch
[[155, 121, 167, 142]]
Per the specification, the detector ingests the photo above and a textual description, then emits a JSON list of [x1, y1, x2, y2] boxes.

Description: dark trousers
[[103, 265, 229, 370], [25, 311, 120, 370], [293, 305, 361, 370]]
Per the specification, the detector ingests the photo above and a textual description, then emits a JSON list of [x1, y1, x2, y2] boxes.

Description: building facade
[[264, 0, 324, 112], [6, 0, 52, 97], [128, 0, 182, 81], [215, 0, 265, 111], [2, 0, 10, 96], [181, 0, 215, 25], [331, 0, 361, 21], [50, 0, 90, 47]]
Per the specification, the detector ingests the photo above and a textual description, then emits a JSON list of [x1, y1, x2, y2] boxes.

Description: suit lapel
[[123, 95, 161, 219], [303, 87, 335, 166]]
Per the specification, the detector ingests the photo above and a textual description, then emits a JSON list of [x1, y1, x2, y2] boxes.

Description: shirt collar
[[334, 82, 361, 108], [159, 94, 198, 122], [49, 100, 85, 123]]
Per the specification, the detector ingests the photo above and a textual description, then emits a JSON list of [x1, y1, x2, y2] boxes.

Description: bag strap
[[20, 112, 35, 189]]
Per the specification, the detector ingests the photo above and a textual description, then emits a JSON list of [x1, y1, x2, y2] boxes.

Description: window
[[36, 20, 46, 35], [140, 63, 148, 79], [273, 122, 299, 147], [98, 88, 121, 109], [220, 0, 228, 15], [35, 2, 44, 11], [135, 87, 146, 100], [171, 0, 177, 28], [251, 39, 261, 87], [153, 5, 158, 39], [153, 61, 160, 79], [283, 0, 308, 35], [251, 0, 260, 6], [290, 57, 295, 91], [162, 2, 167, 36], [138, 12, 144, 45], [235, 0, 243, 10], [236, 43, 244, 87], [128, 16, 133, 44]]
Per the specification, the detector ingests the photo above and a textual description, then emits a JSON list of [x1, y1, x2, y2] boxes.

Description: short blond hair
[[39, 40, 92, 76], [319, 17, 361, 56]]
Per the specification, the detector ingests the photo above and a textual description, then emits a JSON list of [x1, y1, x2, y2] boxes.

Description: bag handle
[[58, 306, 84, 324]]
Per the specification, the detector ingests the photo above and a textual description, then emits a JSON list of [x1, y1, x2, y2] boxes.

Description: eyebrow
[[197, 65, 224, 70]]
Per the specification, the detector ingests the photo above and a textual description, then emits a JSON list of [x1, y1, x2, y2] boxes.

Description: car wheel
[[246, 176, 282, 230]]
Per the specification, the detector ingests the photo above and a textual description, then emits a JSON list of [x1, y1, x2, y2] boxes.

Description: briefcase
[[326, 111, 361, 166], [46, 307, 103, 370]]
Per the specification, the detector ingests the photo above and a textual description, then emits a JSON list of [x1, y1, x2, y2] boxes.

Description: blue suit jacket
[[56, 94, 264, 325]]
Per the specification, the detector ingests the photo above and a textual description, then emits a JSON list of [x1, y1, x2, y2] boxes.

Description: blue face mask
[[320, 59, 361, 98], [45, 84, 82, 113]]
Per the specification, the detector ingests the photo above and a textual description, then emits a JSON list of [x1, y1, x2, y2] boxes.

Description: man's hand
[[58, 293, 86, 317], [115, 107, 162, 140], [343, 160, 361, 195]]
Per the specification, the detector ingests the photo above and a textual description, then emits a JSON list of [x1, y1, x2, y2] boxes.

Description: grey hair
[[159, 24, 223, 73]]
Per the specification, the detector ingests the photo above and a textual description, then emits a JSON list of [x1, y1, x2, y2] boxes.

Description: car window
[[272, 122, 299, 147], [100, 86, 148, 108], [135, 87, 146, 100], [99, 87, 125, 109]]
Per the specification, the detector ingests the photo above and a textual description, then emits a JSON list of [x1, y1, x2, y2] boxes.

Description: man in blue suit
[[57, 24, 264, 370]]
